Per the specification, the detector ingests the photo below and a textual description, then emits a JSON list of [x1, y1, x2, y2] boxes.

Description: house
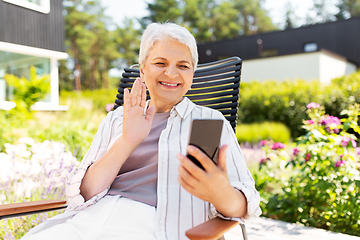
[[0, 0, 68, 111], [197, 16, 360, 84], [239, 49, 357, 84]]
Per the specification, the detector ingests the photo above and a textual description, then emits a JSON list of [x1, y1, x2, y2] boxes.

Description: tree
[[142, 0, 277, 43], [113, 19, 142, 67], [312, 0, 336, 23], [63, 0, 97, 91], [182, 0, 213, 42], [283, 1, 297, 29], [85, 1, 121, 89], [97, 29, 121, 89], [141, 0, 182, 27], [335, 0, 360, 19], [232, 0, 276, 35], [59, 59, 74, 91], [211, 1, 241, 40], [62, 0, 123, 90]]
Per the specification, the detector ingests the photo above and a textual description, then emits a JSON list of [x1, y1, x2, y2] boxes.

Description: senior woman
[[22, 22, 261, 240]]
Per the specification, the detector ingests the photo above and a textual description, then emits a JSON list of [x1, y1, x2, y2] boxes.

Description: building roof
[[197, 16, 360, 67]]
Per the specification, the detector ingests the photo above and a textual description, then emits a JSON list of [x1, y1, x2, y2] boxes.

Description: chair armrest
[[185, 216, 239, 240], [0, 199, 67, 220]]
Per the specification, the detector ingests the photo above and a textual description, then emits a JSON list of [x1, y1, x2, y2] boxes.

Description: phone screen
[[186, 119, 223, 170]]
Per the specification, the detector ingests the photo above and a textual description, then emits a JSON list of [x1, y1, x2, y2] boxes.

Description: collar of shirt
[[144, 97, 195, 120]]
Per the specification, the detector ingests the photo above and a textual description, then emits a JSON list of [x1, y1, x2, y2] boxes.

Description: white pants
[[22, 196, 157, 240]]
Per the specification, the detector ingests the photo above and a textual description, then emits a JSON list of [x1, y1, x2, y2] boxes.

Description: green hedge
[[60, 88, 118, 112], [236, 121, 291, 144], [238, 71, 360, 138]]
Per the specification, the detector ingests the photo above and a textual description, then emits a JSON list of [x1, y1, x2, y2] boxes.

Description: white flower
[[1, 140, 79, 202], [18, 138, 35, 146], [0, 153, 12, 179]]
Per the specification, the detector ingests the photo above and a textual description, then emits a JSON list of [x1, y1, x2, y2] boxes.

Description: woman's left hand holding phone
[[177, 145, 248, 218], [80, 78, 155, 201]]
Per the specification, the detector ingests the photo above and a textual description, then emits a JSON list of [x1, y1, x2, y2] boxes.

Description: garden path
[[224, 217, 360, 240]]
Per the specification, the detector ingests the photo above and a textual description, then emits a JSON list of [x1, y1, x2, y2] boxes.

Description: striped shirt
[[65, 97, 261, 240]]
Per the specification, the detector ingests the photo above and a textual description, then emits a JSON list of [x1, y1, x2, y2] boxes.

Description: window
[[3, 0, 50, 14], [0, 51, 50, 102], [261, 49, 279, 57], [304, 42, 318, 53]]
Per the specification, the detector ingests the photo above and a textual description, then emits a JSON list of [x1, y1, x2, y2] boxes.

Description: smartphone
[[186, 119, 223, 170]]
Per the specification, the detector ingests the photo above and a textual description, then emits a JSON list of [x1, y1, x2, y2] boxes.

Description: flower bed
[[255, 103, 360, 236], [0, 138, 78, 239]]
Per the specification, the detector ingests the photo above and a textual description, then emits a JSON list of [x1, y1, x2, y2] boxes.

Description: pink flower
[[307, 102, 321, 109], [305, 152, 311, 162], [260, 140, 268, 146], [320, 116, 341, 134], [292, 148, 301, 156], [271, 142, 286, 150], [351, 140, 357, 148], [341, 137, 357, 148], [259, 157, 270, 165], [321, 116, 341, 126], [341, 137, 351, 147], [335, 160, 345, 167], [105, 103, 115, 112], [306, 120, 314, 125], [356, 147, 360, 155]]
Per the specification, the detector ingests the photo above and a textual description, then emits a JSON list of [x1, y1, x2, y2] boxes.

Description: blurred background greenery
[[2, 70, 359, 159], [59, 0, 360, 91], [2, 0, 360, 238]]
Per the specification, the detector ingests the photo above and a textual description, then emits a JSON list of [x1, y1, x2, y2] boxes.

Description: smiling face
[[139, 39, 194, 113]]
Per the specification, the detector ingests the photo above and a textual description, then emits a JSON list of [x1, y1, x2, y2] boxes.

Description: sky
[[100, 0, 340, 29]]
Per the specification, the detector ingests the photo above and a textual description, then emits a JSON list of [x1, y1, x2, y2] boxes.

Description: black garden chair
[[0, 56, 247, 240], [115, 56, 247, 240]]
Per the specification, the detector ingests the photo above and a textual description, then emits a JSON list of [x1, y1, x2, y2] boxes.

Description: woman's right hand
[[80, 78, 155, 201], [122, 78, 155, 146]]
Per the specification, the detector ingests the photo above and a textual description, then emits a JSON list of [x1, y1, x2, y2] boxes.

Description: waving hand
[[122, 78, 155, 146]]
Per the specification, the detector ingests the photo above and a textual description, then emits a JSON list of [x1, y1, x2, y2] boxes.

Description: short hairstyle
[[139, 22, 198, 71]]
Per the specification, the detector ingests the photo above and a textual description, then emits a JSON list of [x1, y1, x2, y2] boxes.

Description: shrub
[[0, 110, 23, 152], [238, 79, 321, 138], [236, 121, 291, 144], [60, 88, 118, 113], [238, 71, 360, 139], [256, 103, 360, 236], [0, 89, 110, 158], [29, 120, 95, 160], [4, 66, 50, 117]]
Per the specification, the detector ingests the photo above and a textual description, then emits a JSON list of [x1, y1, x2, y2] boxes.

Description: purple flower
[[305, 152, 311, 162], [307, 102, 321, 109], [327, 127, 340, 134], [335, 160, 345, 167], [271, 142, 286, 150], [292, 147, 301, 156]]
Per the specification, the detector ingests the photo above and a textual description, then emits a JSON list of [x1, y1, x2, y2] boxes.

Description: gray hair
[[138, 22, 198, 71]]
